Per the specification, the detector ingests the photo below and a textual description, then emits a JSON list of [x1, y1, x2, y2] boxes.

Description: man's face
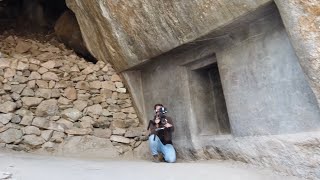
[[155, 105, 162, 116]]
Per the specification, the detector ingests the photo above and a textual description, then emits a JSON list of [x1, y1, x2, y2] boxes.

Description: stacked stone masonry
[[0, 34, 148, 156]]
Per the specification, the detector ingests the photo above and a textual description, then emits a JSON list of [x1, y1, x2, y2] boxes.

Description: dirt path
[[0, 151, 301, 180]]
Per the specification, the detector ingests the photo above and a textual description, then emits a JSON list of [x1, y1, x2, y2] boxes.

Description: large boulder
[[66, 0, 272, 71], [274, 0, 320, 107], [55, 135, 119, 158], [54, 10, 94, 60]]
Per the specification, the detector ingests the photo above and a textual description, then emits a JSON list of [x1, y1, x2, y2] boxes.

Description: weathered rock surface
[[54, 10, 93, 59], [0, 128, 22, 143], [110, 135, 130, 144], [0, 113, 13, 125], [0, 101, 16, 113], [61, 108, 82, 121], [66, 0, 272, 71], [0, 33, 139, 174], [35, 99, 59, 117], [23, 134, 46, 147], [274, 0, 320, 107], [56, 135, 119, 158]]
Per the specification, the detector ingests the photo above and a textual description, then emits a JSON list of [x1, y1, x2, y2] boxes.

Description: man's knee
[[165, 156, 176, 163]]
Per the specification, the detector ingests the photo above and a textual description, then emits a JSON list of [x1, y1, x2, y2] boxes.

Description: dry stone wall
[[0, 34, 148, 157]]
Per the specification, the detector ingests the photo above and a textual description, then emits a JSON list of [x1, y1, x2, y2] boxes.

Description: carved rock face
[[66, 0, 272, 71]]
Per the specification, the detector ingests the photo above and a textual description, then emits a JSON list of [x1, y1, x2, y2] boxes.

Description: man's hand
[[164, 123, 172, 128]]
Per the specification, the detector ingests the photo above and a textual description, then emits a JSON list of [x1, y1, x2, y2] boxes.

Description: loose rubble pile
[[0, 34, 148, 156]]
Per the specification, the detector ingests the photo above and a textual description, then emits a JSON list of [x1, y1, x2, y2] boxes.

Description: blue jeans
[[148, 134, 176, 163]]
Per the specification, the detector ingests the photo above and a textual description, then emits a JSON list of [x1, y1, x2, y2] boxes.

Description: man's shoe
[[152, 155, 160, 163], [158, 153, 164, 162]]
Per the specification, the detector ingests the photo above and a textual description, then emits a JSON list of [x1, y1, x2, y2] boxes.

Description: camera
[[156, 107, 168, 125]]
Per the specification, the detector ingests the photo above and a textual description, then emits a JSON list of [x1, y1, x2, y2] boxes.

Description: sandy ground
[[0, 151, 301, 180]]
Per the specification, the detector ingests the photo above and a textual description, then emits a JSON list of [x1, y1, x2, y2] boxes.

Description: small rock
[[0, 113, 13, 124], [0, 59, 11, 68], [21, 87, 35, 96], [36, 99, 59, 116], [56, 118, 73, 129], [41, 130, 54, 141], [100, 89, 113, 99], [77, 93, 91, 100], [58, 97, 72, 105], [15, 40, 31, 53], [73, 100, 88, 111], [102, 65, 109, 72], [42, 141, 55, 149], [89, 81, 101, 89], [11, 84, 26, 94], [54, 81, 68, 88], [51, 89, 61, 98], [122, 107, 135, 113], [63, 87, 77, 100], [93, 128, 112, 139], [79, 121, 92, 128], [36, 80, 49, 88], [110, 135, 130, 144], [75, 81, 90, 90], [66, 128, 92, 135], [84, 104, 103, 115], [16, 61, 29, 70], [112, 127, 126, 135], [38, 67, 48, 74], [101, 81, 115, 91], [29, 71, 42, 80], [102, 109, 112, 117], [20, 116, 34, 126], [107, 105, 121, 112], [92, 118, 110, 128], [124, 127, 143, 138], [113, 112, 127, 119], [116, 88, 126, 93], [127, 113, 138, 119], [72, 75, 86, 81], [61, 108, 82, 121], [31, 117, 49, 129], [11, 115, 22, 123], [91, 95, 104, 104], [23, 126, 41, 135], [4, 68, 16, 78], [41, 61, 55, 69], [0, 101, 16, 113], [42, 72, 59, 81], [111, 74, 121, 81], [49, 80, 55, 88], [27, 80, 36, 88], [112, 119, 130, 128], [70, 65, 80, 72], [50, 116, 60, 121], [35, 88, 52, 99], [23, 134, 45, 146], [3, 84, 11, 91], [16, 109, 33, 117], [81, 66, 94, 75], [0, 128, 23, 143], [21, 97, 43, 107], [50, 131, 65, 143], [29, 64, 39, 71], [115, 82, 124, 88]]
